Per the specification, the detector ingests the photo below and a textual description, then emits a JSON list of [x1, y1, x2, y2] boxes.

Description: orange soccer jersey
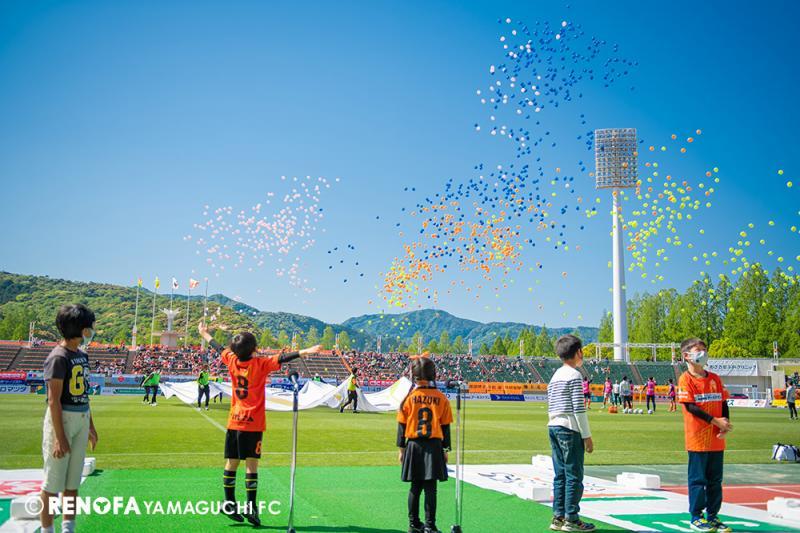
[[397, 384, 453, 441], [677, 370, 730, 452], [221, 349, 282, 432]]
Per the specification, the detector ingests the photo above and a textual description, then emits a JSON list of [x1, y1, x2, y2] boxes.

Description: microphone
[[446, 379, 463, 389], [289, 371, 300, 386]]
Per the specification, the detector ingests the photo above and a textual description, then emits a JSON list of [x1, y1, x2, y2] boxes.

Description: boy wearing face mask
[[677, 338, 732, 533], [40, 304, 99, 533]]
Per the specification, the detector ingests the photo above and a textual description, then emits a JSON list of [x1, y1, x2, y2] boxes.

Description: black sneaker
[[408, 523, 424, 533], [561, 519, 596, 532], [550, 516, 565, 531], [243, 510, 261, 527], [423, 526, 441, 533], [223, 510, 244, 523]]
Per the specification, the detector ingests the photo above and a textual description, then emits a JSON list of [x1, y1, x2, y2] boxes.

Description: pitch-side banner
[[706, 359, 758, 376], [161, 376, 412, 412]]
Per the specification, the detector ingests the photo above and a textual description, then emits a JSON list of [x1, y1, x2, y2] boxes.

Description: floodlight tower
[[594, 128, 638, 362]]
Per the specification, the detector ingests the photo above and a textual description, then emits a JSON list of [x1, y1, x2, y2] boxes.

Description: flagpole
[[185, 285, 191, 348], [202, 278, 209, 350], [149, 279, 159, 345], [132, 280, 141, 348]]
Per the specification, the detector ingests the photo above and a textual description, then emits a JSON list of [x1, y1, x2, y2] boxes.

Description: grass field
[[2, 395, 799, 531], [1, 395, 796, 470]]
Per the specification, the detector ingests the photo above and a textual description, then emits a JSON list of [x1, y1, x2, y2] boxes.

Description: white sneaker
[[196, 407, 201, 411], [205, 407, 209, 411], [151, 402, 157, 407]]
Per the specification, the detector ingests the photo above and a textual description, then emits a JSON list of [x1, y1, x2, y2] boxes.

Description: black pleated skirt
[[401, 438, 448, 482]]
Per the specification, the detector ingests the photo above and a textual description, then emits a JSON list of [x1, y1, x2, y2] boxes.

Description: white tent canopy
[[160, 376, 412, 412]]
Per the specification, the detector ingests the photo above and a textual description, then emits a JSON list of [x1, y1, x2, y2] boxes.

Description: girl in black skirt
[[396, 356, 453, 533]]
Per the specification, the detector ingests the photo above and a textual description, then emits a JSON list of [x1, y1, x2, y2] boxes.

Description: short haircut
[[230, 332, 257, 359], [555, 334, 582, 361], [680, 337, 706, 353], [411, 357, 436, 382], [56, 304, 95, 340]]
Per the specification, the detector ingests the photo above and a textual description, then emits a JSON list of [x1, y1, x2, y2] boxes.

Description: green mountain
[[342, 309, 598, 349], [0, 271, 595, 353], [0, 272, 257, 345]]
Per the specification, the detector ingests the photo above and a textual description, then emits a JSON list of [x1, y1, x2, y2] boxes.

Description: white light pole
[[595, 128, 638, 362]]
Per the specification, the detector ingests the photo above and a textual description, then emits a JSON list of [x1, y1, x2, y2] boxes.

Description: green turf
[[75, 466, 624, 532], [1, 395, 796, 470]]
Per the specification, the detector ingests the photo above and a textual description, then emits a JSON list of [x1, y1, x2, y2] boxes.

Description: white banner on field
[[161, 376, 412, 412], [706, 359, 758, 376]]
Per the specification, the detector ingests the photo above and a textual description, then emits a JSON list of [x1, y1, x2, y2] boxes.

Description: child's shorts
[[42, 409, 90, 494], [225, 430, 263, 459], [401, 438, 447, 482]]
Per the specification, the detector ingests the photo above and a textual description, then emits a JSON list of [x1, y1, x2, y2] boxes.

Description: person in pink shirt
[[667, 378, 677, 412], [645, 377, 657, 413], [602, 378, 612, 409], [582, 377, 592, 409]]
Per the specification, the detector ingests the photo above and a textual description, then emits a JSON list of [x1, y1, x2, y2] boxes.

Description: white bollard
[[530, 486, 552, 501], [11, 495, 40, 520], [616, 472, 661, 489], [532, 454, 553, 468], [767, 497, 800, 522], [82, 457, 96, 477]]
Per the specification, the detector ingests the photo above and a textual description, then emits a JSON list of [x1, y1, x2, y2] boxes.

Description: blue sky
[[0, 0, 798, 326]]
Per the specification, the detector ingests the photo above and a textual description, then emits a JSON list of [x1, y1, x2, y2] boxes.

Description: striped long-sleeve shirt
[[547, 365, 592, 438]]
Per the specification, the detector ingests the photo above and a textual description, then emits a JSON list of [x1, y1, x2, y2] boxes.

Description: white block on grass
[[616, 472, 661, 489], [530, 486, 552, 501], [10, 495, 40, 520], [531, 455, 552, 468], [82, 457, 96, 477], [767, 497, 800, 522]]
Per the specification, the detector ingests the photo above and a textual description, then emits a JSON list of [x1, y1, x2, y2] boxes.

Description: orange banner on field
[[503, 383, 524, 394], [468, 382, 487, 393], [467, 381, 532, 394]]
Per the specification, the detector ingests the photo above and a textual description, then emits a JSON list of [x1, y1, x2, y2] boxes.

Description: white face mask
[[82, 328, 95, 346], [687, 350, 708, 366]]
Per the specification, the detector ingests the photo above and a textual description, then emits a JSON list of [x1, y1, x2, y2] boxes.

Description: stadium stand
[[633, 361, 681, 385], [481, 356, 540, 382], [301, 350, 350, 380], [0, 344, 22, 371]]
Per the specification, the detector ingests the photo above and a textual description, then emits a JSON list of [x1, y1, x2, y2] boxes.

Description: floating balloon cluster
[[476, 17, 637, 157], [609, 130, 721, 284], [185, 176, 336, 292], [379, 15, 636, 312]]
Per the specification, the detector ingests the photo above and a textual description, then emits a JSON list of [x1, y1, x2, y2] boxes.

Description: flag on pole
[[154, 277, 160, 289], [172, 278, 179, 290], [189, 278, 200, 290], [137, 277, 143, 287]]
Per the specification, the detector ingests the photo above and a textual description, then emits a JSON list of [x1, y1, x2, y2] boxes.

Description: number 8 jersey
[[221, 349, 282, 432], [396, 384, 453, 441]]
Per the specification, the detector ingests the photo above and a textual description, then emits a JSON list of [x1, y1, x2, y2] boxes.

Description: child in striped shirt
[[547, 335, 595, 532]]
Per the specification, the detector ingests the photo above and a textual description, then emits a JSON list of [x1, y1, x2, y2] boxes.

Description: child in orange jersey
[[677, 338, 733, 533], [199, 322, 320, 527], [397, 357, 453, 533]]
